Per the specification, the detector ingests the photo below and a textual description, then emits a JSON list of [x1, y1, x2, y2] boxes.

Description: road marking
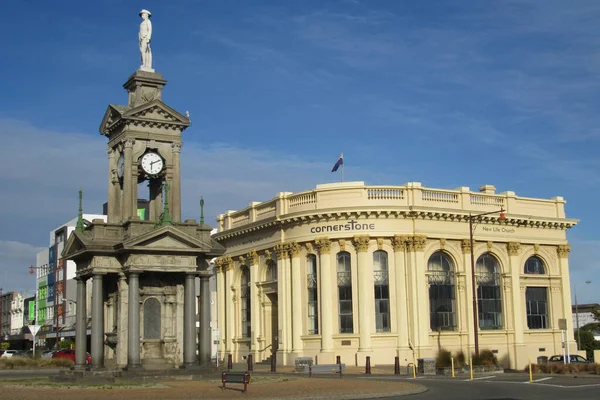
[[530, 377, 552, 383], [463, 375, 497, 381]]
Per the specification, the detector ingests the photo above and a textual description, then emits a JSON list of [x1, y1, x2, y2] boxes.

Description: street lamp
[[468, 208, 506, 358], [574, 280, 592, 350]]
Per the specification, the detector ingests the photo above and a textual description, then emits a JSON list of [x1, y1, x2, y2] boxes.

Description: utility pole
[[0, 287, 3, 342]]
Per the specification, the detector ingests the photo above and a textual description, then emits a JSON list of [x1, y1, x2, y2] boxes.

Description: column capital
[[171, 141, 183, 153], [410, 235, 427, 252], [338, 239, 346, 252], [274, 243, 288, 259], [222, 256, 234, 271], [507, 242, 521, 256], [123, 139, 135, 148], [461, 239, 471, 254], [376, 237, 384, 250], [247, 250, 259, 265], [287, 242, 302, 258], [353, 235, 370, 252], [305, 242, 315, 254], [392, 235, 409, 251], [315, 237, 332, 253], [238, 255, 246, 265], [557, 244, 570, 258]]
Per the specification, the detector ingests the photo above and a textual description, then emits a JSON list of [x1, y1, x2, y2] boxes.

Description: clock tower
[[62, 10, 225, 373], [100, 70, 190, 223]]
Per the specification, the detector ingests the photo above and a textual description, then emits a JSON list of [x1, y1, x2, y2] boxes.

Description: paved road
[[360, 374, 600, 400]]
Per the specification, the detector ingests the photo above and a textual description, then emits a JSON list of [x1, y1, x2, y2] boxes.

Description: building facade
[[213, 181, 578, 370]]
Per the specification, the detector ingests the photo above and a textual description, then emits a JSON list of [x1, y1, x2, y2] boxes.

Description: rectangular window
[[478, 285, 503, 329], [526, 287, 548, 329], [307, 260, 319, 335], [338, 283, 353, 333], [374, 284, 390, 332]]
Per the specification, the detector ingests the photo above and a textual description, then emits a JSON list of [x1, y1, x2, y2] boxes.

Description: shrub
[[454, 350, 466, 367], [472, 349, 498, 367], [436, 348, 452, 368], [0, 357, 73, 370]]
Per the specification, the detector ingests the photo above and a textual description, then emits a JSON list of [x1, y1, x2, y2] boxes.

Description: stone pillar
[[183, 273, 197, 367], [557, 244, 575, 352], [354, 235, 373, 352], [392, 236, 410, 353], [275, 244, 289, 358], [122, 139, 135, 221], [91, 274, 104, 369], [127, 272, 141, 369], [289, 243, 303, 353], [461, 239, 476, 354], [224, 258, 235, 359], [248, 251, 260, 356], [170, 142, 182, 223], [199, 273, 212, 365], [215, 260, 226, 359], [507, 242, 526, 369], [107, 148, 120, 223], [408, 236, 429, 356], [315, 238, 333, 354], [75, 277, 88, 369]]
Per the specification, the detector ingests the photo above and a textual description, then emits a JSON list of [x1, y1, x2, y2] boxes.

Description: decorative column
[[461, 239, 476, 353], [107, 148, 120, 223], [275, 244, 289, 358], [507, 242, 526, 369], [354, 235, 373, 352], [91, 274, 104, 369], [198, 271, 212, 365], [215, 259, 226, 359], [392, 235, 410, 353], [127, 272, 141, 370], [183, 272, 197, 368], [224, 257, 235, 358], [122, 139, 135, 221], [74, 277, 88, 369], [289, 242, 304, 353], [315, 238, 334, 354], [409, 235, 429, 355], [170, 142, 182, 223], [557, 245, 575, 354], [248, 251, 261, 356]]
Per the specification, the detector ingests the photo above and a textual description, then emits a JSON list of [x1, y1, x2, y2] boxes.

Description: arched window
[[428, 251, 456, 330], [373, 250, 390, 332], [266, 262, 277, 281], [240, 267, 251, 338], [306, 254, 319, 334], [476, 253, 503, 329], [524, 256, 546, 274], [337, 251, 353, 333]]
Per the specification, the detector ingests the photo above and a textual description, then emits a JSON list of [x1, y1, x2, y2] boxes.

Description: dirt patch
[[0, 376, 422, 399]]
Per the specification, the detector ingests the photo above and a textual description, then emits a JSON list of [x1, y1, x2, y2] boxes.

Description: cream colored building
[[213, 182, 578, 370]]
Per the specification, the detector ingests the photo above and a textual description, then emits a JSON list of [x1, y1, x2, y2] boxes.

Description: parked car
[[52, 349, 91, 364], [1, 350, 24, 358], [41, 350, 57, 359], [548, 354, 590, 363]]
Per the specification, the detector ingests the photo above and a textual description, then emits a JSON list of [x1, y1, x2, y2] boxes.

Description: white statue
[[139, 9, 154, 72]]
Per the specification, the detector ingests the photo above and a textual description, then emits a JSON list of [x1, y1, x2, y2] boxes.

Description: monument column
[[74, 277, 88, 369], [289, 243, 303, 353], [224, 258, 235, 358], [507, 242, 526, 369], [127, 272, 141, 369], [170, 142, 182, 223], [274, 245, 289, 357], [183, 272, 197, 367], [107, 148, 120, 223], [315, 238, 334, 356], [122, 139, 135, 221], [91, 274, 105, 369], [354, 235, 373, 352], [198, 271, 212, 365]]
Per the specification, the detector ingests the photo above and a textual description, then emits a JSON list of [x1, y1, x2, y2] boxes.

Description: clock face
[[140, 152, 164, 175], [117, 153, 125, 178]]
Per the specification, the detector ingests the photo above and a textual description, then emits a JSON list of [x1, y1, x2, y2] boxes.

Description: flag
[[331, 153, 344, 172]]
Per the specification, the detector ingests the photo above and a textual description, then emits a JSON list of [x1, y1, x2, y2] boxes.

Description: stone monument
[[63, 10, 225, 371]]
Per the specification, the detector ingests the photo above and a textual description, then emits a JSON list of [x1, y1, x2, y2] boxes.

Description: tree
[[575, 328, 600, 359]]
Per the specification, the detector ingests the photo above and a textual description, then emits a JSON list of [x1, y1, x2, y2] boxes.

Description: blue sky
[[0, 0, 598, 303]]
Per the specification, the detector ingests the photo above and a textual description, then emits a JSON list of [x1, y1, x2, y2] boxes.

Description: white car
[[1, 350, 23, 358]]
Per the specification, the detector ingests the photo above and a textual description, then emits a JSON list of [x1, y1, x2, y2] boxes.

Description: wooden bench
[[221, 371, 250, 392], [304, 363, 346, 377]]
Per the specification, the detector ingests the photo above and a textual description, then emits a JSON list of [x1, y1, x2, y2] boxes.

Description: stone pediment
[[121, 225, 215, 253], [100, 100, 190, 136]]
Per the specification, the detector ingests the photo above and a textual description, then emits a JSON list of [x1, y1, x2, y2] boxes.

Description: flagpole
[[341, 163, 344, 182]]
